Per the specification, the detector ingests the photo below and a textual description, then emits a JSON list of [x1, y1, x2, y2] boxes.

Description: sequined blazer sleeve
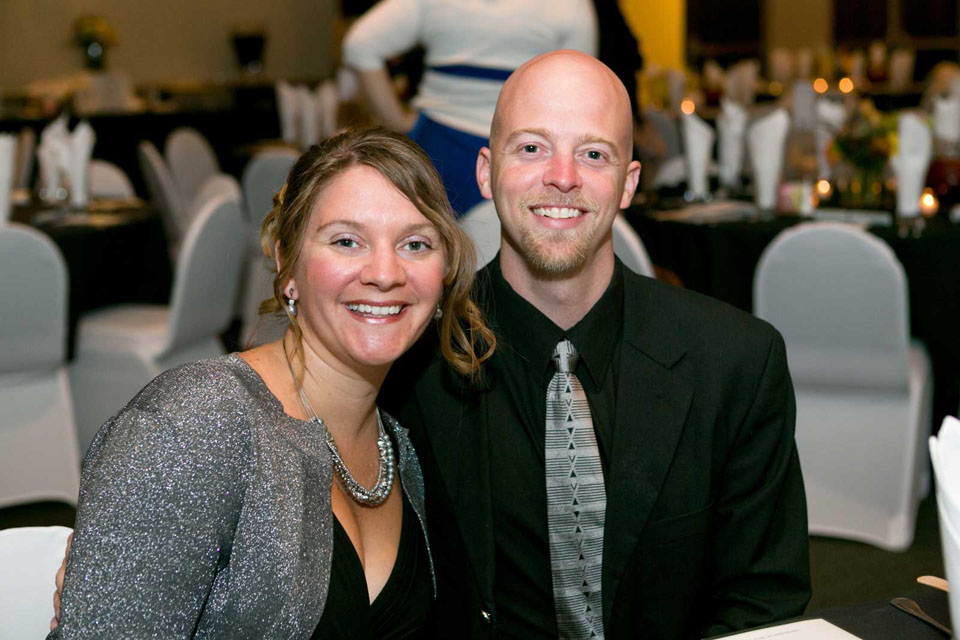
[[49, 368, 251, 638]]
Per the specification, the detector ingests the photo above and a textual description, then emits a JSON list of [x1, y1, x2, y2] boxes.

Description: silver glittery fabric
[[48, 353, 433, 639]]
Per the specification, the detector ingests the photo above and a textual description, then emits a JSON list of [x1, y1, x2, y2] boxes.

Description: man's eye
[[522, 144, 539, 153], [586, 150, 604, 160]]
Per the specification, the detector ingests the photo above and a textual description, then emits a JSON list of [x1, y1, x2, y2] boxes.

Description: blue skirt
[[408, 113, 488, 217]]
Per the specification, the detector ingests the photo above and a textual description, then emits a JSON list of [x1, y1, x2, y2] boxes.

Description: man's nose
[[360, 247, 406, 289], [542, 153, 582, 192]]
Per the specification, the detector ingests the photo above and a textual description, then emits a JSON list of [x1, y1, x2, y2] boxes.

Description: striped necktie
[[545, 339, 606, 639]]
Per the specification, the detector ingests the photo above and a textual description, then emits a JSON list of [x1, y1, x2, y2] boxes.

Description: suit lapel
[[416, 370, 497, 601], [602, 273, 693, 624]]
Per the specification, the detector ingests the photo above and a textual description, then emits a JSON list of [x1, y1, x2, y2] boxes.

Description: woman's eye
[[333, 238, 359, 248], [405, 240, 430, 252]]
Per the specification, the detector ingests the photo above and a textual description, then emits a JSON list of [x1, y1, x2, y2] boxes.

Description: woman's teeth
[[532, 206, 583, 219], [347, 303, 402, 316]]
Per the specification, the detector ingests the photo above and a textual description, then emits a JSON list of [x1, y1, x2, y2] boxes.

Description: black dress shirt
[[482, 260, 624, 638]]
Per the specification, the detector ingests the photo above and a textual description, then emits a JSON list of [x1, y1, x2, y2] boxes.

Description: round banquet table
[[11, 200, 172, 358], [627, 207, 960, 429]]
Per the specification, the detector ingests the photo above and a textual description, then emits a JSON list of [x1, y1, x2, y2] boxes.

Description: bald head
[[490, 50, 635, 155]]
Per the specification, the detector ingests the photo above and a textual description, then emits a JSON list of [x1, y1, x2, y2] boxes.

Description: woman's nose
[[360, 247, 406, 289]]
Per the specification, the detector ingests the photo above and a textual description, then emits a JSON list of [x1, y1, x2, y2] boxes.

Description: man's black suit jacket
[[383, 263, 811, 639]]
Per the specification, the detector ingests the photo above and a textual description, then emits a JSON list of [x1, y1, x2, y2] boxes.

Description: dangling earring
[[286, 289, 297, 317], [434, 304, 443, 320]]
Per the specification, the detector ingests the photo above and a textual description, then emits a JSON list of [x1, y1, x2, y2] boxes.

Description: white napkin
[[850, 50, 866, 87], [929, 415, 960, 632], [297, 85, 319, 149], [891, 113, 932, 218], [792, 81, 817, 131], [888, 49, 915, 91], [667, 70, 687, 112], [682, 113, 715, 198], [717, 99, 747, 188], [796, 48, 814, 80], [0, 134, 15, 225], [68, 121, 96, 208], [816, 99, 848, 179], [37, 116, 71, 202], [276, 81, 299, 144], [317, 80, 339, 138], [933, 96, 960, 145], [725, 60, 759, 106], [747, 109, 790, 210], [769, 48, 795, 86]]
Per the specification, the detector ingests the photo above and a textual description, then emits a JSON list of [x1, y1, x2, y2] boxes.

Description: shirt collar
[[486, 259, 624, 390]]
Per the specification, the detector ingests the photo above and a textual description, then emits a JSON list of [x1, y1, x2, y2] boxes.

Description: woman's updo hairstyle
[[260, 126, 494, 379]]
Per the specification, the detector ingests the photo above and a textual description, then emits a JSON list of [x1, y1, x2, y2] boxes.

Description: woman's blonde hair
[[260, 127, 494, 379]]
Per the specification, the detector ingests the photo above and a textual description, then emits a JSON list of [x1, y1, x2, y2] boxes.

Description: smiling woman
[[48, 128, 494, 640]]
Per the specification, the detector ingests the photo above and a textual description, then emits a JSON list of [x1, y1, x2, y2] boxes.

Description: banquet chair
[[188, 172, 242, 220], [754, 222, 933, 551], [239, 149, 298, 346], [459, 200, 656, 278], [69, 195, 248, 456], [0, 526, 73, 640], [88, 159, 136, 199], [164, 126, 220, 206], [138, 140, 188, 260], [0, 225, 80, 508], [14, 127, 35, 190]]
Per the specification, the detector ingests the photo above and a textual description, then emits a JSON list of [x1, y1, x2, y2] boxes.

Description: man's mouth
[[530, 206, 585, 219], [345, 303, 404, 317]]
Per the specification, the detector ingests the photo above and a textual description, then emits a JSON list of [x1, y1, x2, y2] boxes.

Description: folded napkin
[[667, 70, 687, 112], [317, 80, 339, 139], [296, 85, 318, 149], [724, 60, 759, 106], [792, 81, 817, 131], [336, 66, 359, 103], [769, 48, 795, 86], [276, 81, 299, 144], [888, 49, 915, 91], [796, 48, 814, 80], [717, 99, 747, 188], [68, 121, 96, 208], [681, 113, 714, 198], [748, 109, 790, 210], [929, 415, 960, 632], [37, 116, 71, 202], [0, 134, 15, 224], [933, 95, 960, 145], [849, 50, 866, 87], [891, 113, 932, 217], [816, 99, 849, 179]]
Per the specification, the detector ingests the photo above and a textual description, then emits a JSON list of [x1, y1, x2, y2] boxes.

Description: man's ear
[[619, 159, 642, 209], [476, 147, 494, 200]]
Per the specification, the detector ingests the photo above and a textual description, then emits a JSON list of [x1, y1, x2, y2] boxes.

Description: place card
[[708, 618, 861, 639]]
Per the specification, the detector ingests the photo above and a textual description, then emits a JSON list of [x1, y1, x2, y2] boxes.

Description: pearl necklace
[[296, 386, 395, 507]]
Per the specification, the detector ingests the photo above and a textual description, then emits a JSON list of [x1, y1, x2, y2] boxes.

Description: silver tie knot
[[553, 339, 579, 373]]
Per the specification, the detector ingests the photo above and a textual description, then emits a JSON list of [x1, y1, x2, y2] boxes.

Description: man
[[387, 50, 810, 638]]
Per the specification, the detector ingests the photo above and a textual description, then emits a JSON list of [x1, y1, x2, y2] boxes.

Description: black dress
[[311, 490, 432, 639]]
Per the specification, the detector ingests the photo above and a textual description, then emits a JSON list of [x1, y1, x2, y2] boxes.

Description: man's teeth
[[347, 304, 403, 316], [532, 206, 583, 219]]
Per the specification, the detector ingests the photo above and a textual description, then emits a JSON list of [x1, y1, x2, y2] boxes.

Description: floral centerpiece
[[74, 15, 117, 70], [829, 99, 897, 207]]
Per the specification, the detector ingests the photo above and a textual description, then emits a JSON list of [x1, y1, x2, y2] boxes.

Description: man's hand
[[49, 532, 72, 631]]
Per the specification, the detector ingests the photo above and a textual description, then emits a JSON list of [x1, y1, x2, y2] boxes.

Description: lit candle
[[838, 77, 854, 94], [919, 188, 939, 217], [816, 179, 833, 199], [813, 78, 828, 94], [680, 99, 696, 115]]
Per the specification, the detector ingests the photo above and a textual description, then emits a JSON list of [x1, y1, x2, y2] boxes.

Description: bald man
[[385, 51, 810, 639]]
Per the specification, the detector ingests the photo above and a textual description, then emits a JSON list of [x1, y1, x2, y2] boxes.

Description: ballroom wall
[[0, 0, 337, 91], [765, 0, 833, 51]]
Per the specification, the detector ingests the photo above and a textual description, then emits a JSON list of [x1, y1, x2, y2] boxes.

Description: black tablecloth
[[11, 203, 172, 357], [709, 590, 951, 639], [628, 209, 960, 426]]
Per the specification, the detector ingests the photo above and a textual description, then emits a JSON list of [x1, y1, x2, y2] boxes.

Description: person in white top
[[343, 0, 597, 215]]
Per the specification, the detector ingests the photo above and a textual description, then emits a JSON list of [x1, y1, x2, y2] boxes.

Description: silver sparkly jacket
[[49, 354, 434, 639]]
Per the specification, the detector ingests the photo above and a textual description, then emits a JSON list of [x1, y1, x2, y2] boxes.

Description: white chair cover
[[754, 222, 933, 550], [138, 140, 187, 259], [0, 225, 79, 506], [0, 526, 73, 640], [188, 173, 242, 221], [239, 149, 298, 347], [611, 214, 655, 277], [88, 159, 135, 199], [164, 127, 220, 206], [70, 196, 247, 455]]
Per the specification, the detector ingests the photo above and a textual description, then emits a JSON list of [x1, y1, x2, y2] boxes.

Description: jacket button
[[480, 610, 493, 624]]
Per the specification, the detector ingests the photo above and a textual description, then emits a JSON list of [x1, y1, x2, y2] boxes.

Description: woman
[[342, 0, 597, 215], [49, 127, 494, 639]]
